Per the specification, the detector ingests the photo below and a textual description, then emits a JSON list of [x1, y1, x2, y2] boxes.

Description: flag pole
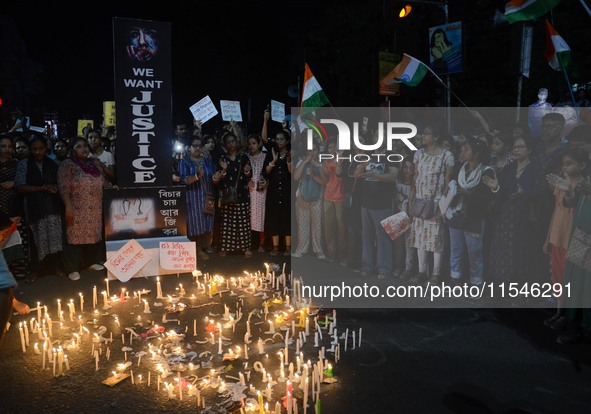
[[561, 66, 577, 107], [425, 65, 471, 110]]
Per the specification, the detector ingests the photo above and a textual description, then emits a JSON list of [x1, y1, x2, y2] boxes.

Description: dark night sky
[[8, 0, 320, 130], [5, 0, 591, 133]]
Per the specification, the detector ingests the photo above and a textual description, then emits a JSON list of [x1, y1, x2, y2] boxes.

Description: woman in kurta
[[213, 133, 252, 257], [246, 134, 267, 252], [58, 138, 106, 281], [408, 125, 454, 284], [15, 136, 65, 281], [179, 137, 215, 260]]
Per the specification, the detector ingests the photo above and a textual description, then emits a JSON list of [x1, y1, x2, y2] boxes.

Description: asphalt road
[[0, 251, 589, 414]]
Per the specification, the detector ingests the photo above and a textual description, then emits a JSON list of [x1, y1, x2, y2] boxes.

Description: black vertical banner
[[113, 17, 172, 187]]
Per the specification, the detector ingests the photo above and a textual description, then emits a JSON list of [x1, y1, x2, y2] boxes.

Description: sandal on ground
[[25, 272, 39, 284], [245, 250, 253, 258], [408, 272, 428, 285], [556, 333, 582, 345], [426, 274, 439, 284], [270, 247, 279, 256]]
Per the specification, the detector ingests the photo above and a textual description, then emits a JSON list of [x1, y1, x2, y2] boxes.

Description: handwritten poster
[[271, 100, 285, 122], [159, 241, 197, 271], [104, 239, 151, 282], [220, 100, 243, 122], [190, 95, 218, 124]]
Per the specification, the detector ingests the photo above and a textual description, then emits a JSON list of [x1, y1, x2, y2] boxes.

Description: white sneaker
[[291, 251, 303, 258], [317, 253, 326, 260], [87, 264, 105, 271], [68, 272, 81, 281]]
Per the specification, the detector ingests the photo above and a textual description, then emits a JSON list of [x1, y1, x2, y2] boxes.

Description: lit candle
[[257, 391, 264, 414], [218, 336, 223, 354], [179, 284, 186, 297], [267, 382, 272, 401], [68, 300, 75, 322], [79, 293, 84, 313], [156, 277, 162, 298], [57, 299, 62, 317], [143, 300, 150, 314], [120, 288, 126, 303], [93, 286, 97, 309], [257, 338, 264, 354], [239, 372, 245, 386], [18, 323, 26, 353], [268, 320, 275, 334], [193, 319, 197, 336]]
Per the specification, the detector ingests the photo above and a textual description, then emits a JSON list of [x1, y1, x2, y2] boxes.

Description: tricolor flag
[[381, 54, 428, 87], [301, 63, 330, 114], [544, 19, 571, 71], [504, 0, 561, 24]]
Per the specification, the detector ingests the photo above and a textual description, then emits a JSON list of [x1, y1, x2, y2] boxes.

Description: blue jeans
[[361, 207, 393, 275], [449, 223, 484, 285]]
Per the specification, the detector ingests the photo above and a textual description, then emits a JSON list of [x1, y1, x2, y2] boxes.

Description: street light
[[398, 5, 412, 18]]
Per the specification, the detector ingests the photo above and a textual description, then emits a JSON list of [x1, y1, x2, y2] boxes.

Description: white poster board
[[159, 241, 197, 271], [271, 100, 285, 122], [190, 96, 218, 124], [220, 100, 243, 122], [104, 239, 151, 283]]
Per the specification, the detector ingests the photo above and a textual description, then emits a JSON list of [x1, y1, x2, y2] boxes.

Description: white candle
[[314, 332, 319, 347], [156, 277, 162, 299], [64, 354, 70, 371], [344, 328, 349, 351], [23, 322, 30, 346], [57, 299, 62, 317], [244, 342, 249, 359], [93, 286, 97, 309], [352, 330, 356, 350], [79, 293, 84, 313], [358, 328, 362, 347], [68, 300, 75, 322], [268, 320, 275, 334], [239, 372, 245, 386], [193, 319, 197, 336], [218, 336, 223, 354], [304, 377, 309, 413], [143, 300, 150, 313], [18, 323, 26, 353], [305, 318, 310, 336]]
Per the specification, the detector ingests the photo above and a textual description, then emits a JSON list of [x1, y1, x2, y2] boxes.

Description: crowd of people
[[1, 89, 591, 348]]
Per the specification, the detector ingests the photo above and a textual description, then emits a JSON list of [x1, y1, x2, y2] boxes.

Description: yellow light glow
[[399, 5, 412, 18]]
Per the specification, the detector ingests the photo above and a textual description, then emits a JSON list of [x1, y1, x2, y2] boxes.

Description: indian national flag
[[381, 54, 428, 87], [545, 19, 571, 71], [301, 63, 329, 113], [504, 0, 561, 24]]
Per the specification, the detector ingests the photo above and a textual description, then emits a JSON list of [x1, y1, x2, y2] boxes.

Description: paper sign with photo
[[380, 211, 411, 240], [220, 100, 243, 122], [271, 100, 285, 122], [190, 96, 218, 124]]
